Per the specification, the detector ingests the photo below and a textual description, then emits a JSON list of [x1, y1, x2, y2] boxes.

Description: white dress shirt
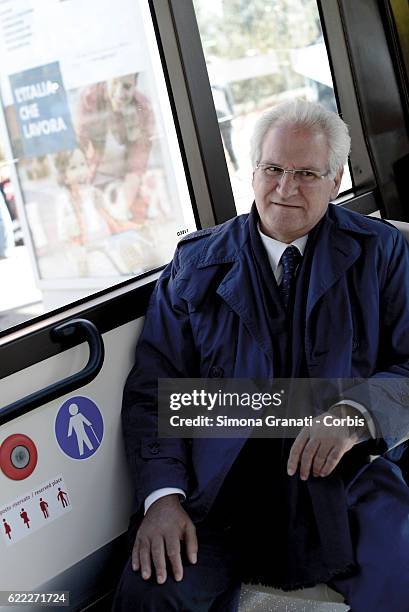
[[257, 227, 307, 283]]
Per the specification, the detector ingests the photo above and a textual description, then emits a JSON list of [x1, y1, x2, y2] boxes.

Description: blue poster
[[55, 396, 104, 460], [9, 61, 77, 157]]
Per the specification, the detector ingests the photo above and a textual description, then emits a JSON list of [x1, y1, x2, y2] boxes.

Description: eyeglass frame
[[255, 161, 333, 184]]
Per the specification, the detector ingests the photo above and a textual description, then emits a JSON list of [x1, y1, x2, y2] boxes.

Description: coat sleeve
[[122, 247, 198, 512], [344, 228, 409, 455]]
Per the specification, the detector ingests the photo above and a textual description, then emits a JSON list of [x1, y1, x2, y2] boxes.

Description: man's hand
[[287, 404, 370, 480], [132, 494, 198, 584]]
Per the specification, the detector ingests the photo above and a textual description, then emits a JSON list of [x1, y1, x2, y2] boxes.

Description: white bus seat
[[386, 219, 409, 242], [242, 582, 346, 604]]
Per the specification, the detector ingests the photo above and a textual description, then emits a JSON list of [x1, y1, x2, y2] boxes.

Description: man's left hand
[[287, 404, 370, 480]]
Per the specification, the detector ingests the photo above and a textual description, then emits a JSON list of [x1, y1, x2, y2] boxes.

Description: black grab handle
[[0, 318, 105, 426]]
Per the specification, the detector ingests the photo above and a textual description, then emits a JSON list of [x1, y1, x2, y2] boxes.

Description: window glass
[[193, 0, 353, 214], [0, 0, 196, 331]]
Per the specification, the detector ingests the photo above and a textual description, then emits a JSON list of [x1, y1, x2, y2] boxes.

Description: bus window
[[193, 0, 353, 214], [0, 0, 196, 333]]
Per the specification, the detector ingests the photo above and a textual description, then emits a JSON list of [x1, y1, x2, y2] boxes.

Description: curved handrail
[[0, 318, 105, 426]]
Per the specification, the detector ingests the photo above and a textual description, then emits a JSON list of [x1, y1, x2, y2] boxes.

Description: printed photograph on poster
[[5, 65, 183, 281]]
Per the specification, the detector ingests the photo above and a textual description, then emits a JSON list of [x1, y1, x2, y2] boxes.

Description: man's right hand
[[132, 494, 198, 584]]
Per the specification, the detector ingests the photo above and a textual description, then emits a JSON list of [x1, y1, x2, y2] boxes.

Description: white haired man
[[115, 100, 409, 611]]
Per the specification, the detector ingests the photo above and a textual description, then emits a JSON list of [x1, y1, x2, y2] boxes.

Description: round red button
[[0, 434, 38, 480]]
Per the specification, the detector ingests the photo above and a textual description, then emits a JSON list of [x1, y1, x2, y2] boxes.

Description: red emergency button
[[0, 434, 38, 480]]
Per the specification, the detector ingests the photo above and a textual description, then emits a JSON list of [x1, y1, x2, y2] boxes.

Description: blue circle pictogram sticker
[[55, 396, 104, 460]]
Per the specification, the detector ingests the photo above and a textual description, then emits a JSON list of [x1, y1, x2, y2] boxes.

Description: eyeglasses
[[256, 162, 331, 185]]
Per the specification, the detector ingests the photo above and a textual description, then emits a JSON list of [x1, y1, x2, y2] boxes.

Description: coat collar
[[306, 205, 377, 317], [177, 204, 377, 360], [196, 203, 377, 269]]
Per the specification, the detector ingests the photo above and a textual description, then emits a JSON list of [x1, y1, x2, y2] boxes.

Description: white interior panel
[[0, 318, 143, 590]]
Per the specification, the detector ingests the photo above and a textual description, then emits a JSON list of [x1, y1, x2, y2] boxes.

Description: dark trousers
[[112, 523, 241, 612], [113, 459, 409, 612], [330, 458, 409, 612]]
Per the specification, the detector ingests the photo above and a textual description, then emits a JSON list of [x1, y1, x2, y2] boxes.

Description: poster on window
[[0, 0, 194, 284]]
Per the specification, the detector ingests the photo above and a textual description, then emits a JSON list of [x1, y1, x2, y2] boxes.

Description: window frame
[[322, 0, 409, 219]]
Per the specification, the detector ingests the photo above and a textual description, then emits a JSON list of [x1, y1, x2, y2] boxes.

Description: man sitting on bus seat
[[114, 99, 409, 612]]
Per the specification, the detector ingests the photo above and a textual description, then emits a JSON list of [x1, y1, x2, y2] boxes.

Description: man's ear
[[330, 167, 344, 200]]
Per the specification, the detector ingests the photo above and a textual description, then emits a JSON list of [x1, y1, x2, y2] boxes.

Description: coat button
[[209, 366, 224, 378], [148, 442, 160, 455], [400, 393, 409, 406], [352, 338, 360, 351]]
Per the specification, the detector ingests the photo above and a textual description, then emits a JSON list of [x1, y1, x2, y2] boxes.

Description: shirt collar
[[257, 224, 308, 274]]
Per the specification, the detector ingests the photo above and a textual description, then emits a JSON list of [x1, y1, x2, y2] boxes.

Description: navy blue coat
[[122, 204, 409, 519]]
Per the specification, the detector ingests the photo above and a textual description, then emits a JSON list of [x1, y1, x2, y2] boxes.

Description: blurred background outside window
[[193, 0, 353, 214]]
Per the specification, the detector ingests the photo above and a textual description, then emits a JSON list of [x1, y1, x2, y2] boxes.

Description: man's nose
[[275, 171, 299, 197]]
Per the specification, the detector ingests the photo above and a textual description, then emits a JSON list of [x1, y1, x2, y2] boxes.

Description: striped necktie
[[279, 246, 302, 309]]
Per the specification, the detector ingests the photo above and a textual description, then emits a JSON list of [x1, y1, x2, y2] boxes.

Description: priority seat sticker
[[55, 396, 104, 460], [0, 475, 71, 546]]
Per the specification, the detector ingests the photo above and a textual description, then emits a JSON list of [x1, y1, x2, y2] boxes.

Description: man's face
[[252, 124, 343, 242]]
